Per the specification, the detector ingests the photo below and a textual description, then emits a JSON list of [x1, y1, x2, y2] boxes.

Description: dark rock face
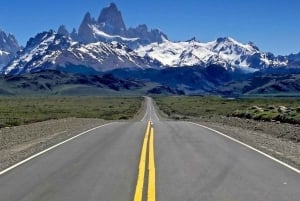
[[127, 24, 168, 46], [287, 52, 300, 67], [0, 30, 20, 53], [75, 3, 168, 47], [0, 30, 20, 67], [57, 25, 70, 37], [70, 28, 79, 41], [78, 12, 98, 43], [97, 3, 127, 36]]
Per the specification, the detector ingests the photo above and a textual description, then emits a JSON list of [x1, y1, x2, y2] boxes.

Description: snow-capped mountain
[[97, 2, 127, 36], [0, 30, 20, 68], [70, 3, 167, 48], [3, 30, 295, 75], [2, 3, 300, 76], [3, 31, 160, 75], [136, 37, 288, 71]]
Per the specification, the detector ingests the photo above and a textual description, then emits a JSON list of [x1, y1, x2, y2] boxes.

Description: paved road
[[0, 97, 299, 201]]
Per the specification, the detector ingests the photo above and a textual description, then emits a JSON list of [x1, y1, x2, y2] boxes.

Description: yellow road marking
[[134, 121, 151, 201], [148, 126, 156, 201], [133, 121, 156, 201]]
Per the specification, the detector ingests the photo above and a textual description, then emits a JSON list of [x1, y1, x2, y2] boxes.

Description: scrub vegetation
[[0, 96, 143, 128], [154, 96, 300, 124]]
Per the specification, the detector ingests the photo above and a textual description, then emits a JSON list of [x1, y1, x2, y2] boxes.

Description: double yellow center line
[[134, 121, 156, 201]]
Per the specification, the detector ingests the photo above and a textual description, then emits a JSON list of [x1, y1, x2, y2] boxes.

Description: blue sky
[[0, 0, 299, 55]]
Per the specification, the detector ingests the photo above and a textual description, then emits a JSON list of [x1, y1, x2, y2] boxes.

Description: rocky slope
[[3, 31, 161, 75], [2, 3, 300, 79], [136, 37, 288, 71], [0, 30, 20, 68], [73, 3, 167, 48]]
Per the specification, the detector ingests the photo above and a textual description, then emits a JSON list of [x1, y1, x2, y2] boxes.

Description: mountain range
[[0, 3, 300, 96]]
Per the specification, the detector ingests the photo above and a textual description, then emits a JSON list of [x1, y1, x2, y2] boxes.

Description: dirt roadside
[[0, 98, 147, 172], [196, 116, 300, 170], [0, 118, 109, 171]]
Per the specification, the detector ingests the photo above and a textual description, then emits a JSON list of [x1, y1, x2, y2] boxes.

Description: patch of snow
[[0, 50, 9, 56], [135, 37, 288, 69], [136, 39, 219, 67], [90, 25, 139, 42], [4, 34, 57, 74]]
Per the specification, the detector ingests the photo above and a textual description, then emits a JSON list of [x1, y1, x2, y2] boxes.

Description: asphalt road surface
[[0, 97, 299, 201]]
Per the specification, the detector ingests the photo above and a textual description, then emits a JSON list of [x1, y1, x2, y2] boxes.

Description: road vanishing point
[[0, 97, 299, 201]]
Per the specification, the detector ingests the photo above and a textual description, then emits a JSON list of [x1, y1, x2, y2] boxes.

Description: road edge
[[188, 121, 300, 174], [0, 122, 116, 176]]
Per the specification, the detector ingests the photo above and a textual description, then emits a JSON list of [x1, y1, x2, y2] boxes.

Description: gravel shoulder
[[0, 97, 147, 172], [194, 116, 300, 170], [154, 102, 300, 170], [0, 118, 109, 171]]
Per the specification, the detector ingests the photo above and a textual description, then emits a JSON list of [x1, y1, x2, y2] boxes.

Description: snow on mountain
[[0, 50, 9, 56], [136, 37, 218, 67], [135, 37, 288, 71], [3, 31, 70, 74], [3, 30, 293, 75], [2, 3, 297, 75], [0, 50, 10, 68], [0, 29, 20, 68], [57, 40, 160, 71], [3, 31, 160, 75], [90, 25, 139, 42], [75, 3, 167, 48]]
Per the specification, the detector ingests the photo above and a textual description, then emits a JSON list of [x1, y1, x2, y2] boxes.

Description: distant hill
[[0, 70, 184, 96]]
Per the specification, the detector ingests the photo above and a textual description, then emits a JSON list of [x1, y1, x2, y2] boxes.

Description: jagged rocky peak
[[185, 37, 198, 42], [82, 12, 95, 25], [70, 28, 78, 40], [76, 3, 168, 46], [24, 30, 73, 52], [0, 29, 21, 68], [26, 30, 55, 48], [212, 36, 259, 53], [98, 3, 127, 35], [247, 41, 260, 51], [57, 25, 70, 37], [214, 37, 258, 51], [78, 12, 98, 43], [0, 29, 20, 54], [216, 37, 235, 43], [78, 12, 96, 33], [127, 24, 168, 45], [2, 28, 163, 75]]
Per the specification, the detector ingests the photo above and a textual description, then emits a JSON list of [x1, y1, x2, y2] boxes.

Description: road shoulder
[[0, 118, 108, 171], [193, 118, 300, 170]]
